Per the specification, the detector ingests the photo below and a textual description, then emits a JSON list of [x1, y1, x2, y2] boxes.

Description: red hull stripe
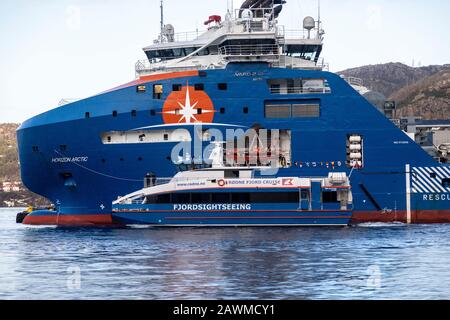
[[21, 210, 450, 226], [23, 214, 114, 226], [352, 210, 450, 224]]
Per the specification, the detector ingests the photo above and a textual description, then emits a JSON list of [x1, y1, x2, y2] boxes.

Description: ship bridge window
[[146, 47, 208, 62], [268, 78, 331, 94], [284, 44, 322, 62], [173, 84, 182, 91]]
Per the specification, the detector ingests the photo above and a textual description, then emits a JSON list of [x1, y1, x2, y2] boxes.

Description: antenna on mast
[[317, 0, 321, 39], [160, 0, 165, 43], [227, 0, 234, 14]]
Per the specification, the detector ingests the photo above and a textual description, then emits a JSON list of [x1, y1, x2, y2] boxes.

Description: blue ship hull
[[17, 64, 450, 225], [112, 210, 352, 227]]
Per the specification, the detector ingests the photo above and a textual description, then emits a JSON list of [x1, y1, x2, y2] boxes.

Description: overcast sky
[[0, 0, 449, 123]]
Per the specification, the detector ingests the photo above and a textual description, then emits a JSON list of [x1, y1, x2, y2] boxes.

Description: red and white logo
[[162, 84, 215, 124], [282, 178, 294, 186]]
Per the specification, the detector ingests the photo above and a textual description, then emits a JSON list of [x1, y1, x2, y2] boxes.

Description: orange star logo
[[162, 84, 215, 124]]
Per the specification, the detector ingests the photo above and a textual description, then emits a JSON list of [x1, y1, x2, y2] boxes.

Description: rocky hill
[[339, 63, 449, 98], [339, 63, 450, 119], [392, 70, 450, 120], [0, 124, 49, 208]]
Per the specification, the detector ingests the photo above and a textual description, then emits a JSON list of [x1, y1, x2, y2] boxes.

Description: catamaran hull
[[111, 210, 352, 227]]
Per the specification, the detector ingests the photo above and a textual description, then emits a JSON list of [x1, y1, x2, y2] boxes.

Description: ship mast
[[317, 0, 321, 39], [160, 0, 164, 43]]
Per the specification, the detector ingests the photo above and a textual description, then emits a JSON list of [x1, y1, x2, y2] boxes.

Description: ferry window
[[220, 108, 225, 114], [136, 85, 146, 93], [32, 146, 39, 152], [212, 193, 230, 203], [150, 110, 156, 116], [243, 107, 249, 114], [292, 104, 320, 118], [442, 179, 450, 188], [194, 83, 204, 91], [231, 193, 251, 203], [265, 104, 291, 119], [173, 84, 182, 91], [112, 110, 118, 117], [191, 193, 210, 203], [197, 108, 203, 115], [323, 191, 339, 203], [157, 194, 171, 204], [218, 83, 227, 90], [430, 172, 437, 178], [172, 193, 190, 203], [163, 134, 169, 141], [153, 84, 163, 99], [131, 110, 137, 117], [85, 112, 90, 118]]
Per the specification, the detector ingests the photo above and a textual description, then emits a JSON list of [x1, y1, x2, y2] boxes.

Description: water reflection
[[1, 209, 450, 299]]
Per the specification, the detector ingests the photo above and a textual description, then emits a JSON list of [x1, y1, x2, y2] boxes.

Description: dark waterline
[[0, 208, 449, 300]]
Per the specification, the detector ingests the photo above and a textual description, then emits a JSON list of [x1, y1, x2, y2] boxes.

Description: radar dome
[[163, 24, 175, 42], [303, 16, 315, 30]]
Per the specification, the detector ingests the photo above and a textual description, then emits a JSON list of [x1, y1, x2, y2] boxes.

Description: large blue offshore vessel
[[17, 1, 450, 226]]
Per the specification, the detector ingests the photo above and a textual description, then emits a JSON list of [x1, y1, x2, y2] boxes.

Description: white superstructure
[[135, 0, 327, 76]]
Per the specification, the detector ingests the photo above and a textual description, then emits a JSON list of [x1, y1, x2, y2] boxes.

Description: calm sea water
[[1, 208, 450, 300]]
